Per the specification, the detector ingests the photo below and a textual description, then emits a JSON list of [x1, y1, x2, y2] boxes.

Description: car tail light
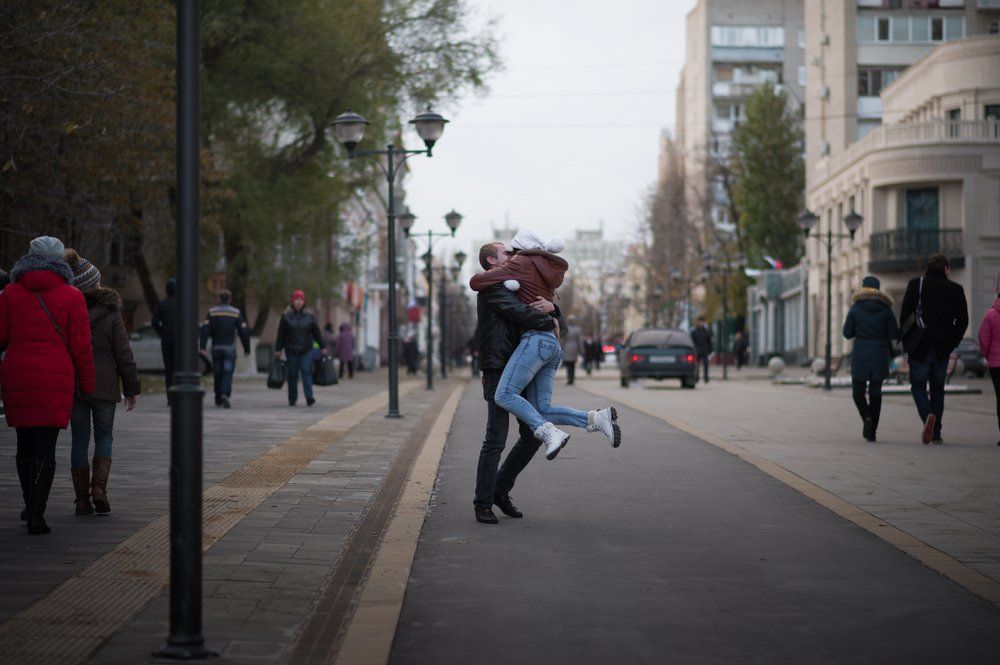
[[602, 345, 616, 354], [630, 354, 647, 363], [684, 354, 696, 363]]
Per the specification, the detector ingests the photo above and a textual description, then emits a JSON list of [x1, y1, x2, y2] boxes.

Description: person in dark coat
[[200, 289, 251, 408], [899, 254, 968, 444], [843, 276, 899, 442], [151, 277, 177, 401], [0, 236, 95, 534], [691, 317, 713, 383], [403, 333, 419, 375], [333, 323, 356, 379], [275, 290, 326, 406], [64, 250, 140, 515]]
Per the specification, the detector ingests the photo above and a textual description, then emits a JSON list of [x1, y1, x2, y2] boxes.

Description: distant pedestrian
[[151, 277, 177, 402], [560, 316, 583, 385], [843, 276, 899, 442], [334, 323, 356, 379], [275, 290, 326, 406], [322, 323, 337, 356], [900, 254, 968, 445], [732, 331, 749, 370], [64, 250, 140, 515], [977, 275, 1000, 446], [200, 289, 251, 409], [403, 334, 419, 375], [691, 317, 713, 383], [0, 236, 95, 534]]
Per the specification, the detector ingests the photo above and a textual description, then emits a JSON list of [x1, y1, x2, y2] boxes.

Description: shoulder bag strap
[[34, 292, 70, 350]]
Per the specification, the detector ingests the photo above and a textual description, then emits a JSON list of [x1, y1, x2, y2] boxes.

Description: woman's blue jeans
[[286, 352, 315, 404], [70, 399, 116, 469], [494, 331, 588, 433]]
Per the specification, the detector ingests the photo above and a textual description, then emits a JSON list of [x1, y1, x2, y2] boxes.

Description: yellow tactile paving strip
[[0, 384, 418, 665], [577, 384, 1000, 609]]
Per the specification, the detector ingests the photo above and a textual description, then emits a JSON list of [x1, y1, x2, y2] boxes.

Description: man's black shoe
[[221, 397, 231, 409], [863, 417, 875, 441], [493, 494, 523, 518], [215, 398, 223, 407], [307, 397, 316, 407], [474, 506, 498, 524]]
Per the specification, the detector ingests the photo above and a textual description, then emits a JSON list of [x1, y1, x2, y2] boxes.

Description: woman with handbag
[[64, 250, 140, 515], [274, 290, 326, 406], [0, 237, 95, 534], [843, 276, 899, 442], [977, 276, 1000, 446]]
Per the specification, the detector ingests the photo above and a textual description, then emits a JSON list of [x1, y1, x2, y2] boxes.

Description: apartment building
[[676, 0, 805, 228], [803, 0, 1000, 361]]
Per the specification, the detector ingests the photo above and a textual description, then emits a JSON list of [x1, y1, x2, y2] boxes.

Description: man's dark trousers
[[475, 370, 540, 508], [563, 360, 576, 385], [698, 353, 710, 383], [161, 342, 175, 389], [910, 352, 948, 439]]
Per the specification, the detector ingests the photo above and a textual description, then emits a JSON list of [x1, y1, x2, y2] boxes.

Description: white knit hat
[[29, 236, 65, 259], [511, 229, 565, 254]]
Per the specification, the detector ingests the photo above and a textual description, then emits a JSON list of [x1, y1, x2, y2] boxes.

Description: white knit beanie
[[29, 236, 65, 259]]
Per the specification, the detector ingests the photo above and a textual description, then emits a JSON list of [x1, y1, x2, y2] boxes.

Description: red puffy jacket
[[0, 257, 95, 428]]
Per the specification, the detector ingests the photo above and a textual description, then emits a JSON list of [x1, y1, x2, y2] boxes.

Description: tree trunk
[[251, 303, 270, 337]]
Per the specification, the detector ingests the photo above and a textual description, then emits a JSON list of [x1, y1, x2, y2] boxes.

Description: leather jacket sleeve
[[481, 284, 554, 331]]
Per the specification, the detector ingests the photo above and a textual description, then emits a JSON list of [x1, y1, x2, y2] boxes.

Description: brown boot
[[91, 456, 112, 514], [71, 466, 94, 515]]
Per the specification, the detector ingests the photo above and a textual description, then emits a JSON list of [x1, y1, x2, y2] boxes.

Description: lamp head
[[444, 209, 463, 235], [397, 211, 416, 236], [332, 109, 369, 154], [409, 105, 449, 154], [796, 209, 819, 237], [843, 209, 863, 239], [453, 250, 467, 269]]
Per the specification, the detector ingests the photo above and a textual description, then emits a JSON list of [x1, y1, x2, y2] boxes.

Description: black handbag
[[313, 355, 338, 386], [267, 358, 287, 389], [901, 276, 926, 353]]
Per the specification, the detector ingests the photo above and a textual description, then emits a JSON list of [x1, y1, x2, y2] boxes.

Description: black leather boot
[[26, 458, 56, 535], [16, 455, 30, 521]]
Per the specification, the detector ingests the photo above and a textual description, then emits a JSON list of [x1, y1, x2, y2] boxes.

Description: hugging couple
[[469, 229, 622, 524]]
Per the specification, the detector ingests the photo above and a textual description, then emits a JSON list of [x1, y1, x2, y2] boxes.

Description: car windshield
[[630, 330, 691, 348]]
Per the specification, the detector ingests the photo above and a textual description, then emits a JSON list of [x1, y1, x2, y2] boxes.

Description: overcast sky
[[402, 0, 696, 265]]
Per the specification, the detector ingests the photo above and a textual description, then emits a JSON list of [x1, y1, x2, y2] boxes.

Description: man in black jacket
[[473, 242, 560, 524], [151, 278, 177, 402], [899, 254, 968, 444], [199, 290, 251, 408], [691, 317, 713, 383]]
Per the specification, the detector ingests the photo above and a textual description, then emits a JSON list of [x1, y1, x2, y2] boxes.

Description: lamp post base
[[386, 413, 404, 419], [153, 639, 219, 661]]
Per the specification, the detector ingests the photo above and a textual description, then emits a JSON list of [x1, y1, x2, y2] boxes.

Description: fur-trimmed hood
[[10, 253, 73, 284], [851, 287, 893, 308], [84, 287, 122, 311]]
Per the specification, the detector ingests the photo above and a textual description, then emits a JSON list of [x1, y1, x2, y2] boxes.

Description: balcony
[[868, 228, 965, 273], [979, 0, 1000, 9], [817, 119, 1000, 182]]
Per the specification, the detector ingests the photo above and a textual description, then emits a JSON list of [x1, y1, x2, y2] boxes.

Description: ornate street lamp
[[332, 106, 450, 416], [799, 207, 863, 390]]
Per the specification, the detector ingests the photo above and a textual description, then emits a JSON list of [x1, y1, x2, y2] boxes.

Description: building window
[[798, 29, 805, 48], [947, 108, 960, 121], [906, 188, 939, 234], [710, 25, 784, 47], [911, 16, 929, 41], [990, 21, 999, 35], [893, 15, 909, 42], [798, 65, 806, 87], [858, 16, 875, 42], [877, 17, 891, 42], [945, 16, 964, 40], [930, 17, 943, 41], [858, 67, 903, 97], [986, 105, 1000, 120]]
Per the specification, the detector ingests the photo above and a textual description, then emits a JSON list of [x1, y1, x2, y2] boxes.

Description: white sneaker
[[534, 422, 570, 460], [588, 407, 621, 448]]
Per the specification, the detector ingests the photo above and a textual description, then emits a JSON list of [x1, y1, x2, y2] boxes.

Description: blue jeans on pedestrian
[[494, 331, 589, 433], [286, 352, 315, 404], [70, 399, 116, 468], [909, 352, 948, 439], [212, 346, 236, 402]]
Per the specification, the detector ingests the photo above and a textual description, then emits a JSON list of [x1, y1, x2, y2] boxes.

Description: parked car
[[956, 338, 987, 377], [619, 328, 698, 389], [130, 324, 212, 375]]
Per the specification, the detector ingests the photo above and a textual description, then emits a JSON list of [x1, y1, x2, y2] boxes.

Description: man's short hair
[[478, 242, 504, 270], [219, 289, 232, 304], [927, 253, 950, 272]]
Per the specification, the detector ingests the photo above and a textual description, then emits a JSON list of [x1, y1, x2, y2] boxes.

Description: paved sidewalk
[[576, 371, 1000, 588], [390, 381, 1000, 665]]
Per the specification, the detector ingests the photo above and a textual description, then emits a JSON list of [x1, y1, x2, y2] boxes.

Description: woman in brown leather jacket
[[64, 250, 140, 515]]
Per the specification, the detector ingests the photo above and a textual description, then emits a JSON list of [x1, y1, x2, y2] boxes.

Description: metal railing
[[868, 228, 965, 273], [818, 119, 1000, 182]]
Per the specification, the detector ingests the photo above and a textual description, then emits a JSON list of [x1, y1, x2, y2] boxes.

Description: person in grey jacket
[[560, 315, 583, 385], [843, 275, 899, 442]]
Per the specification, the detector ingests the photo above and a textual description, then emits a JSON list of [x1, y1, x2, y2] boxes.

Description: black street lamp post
[[703, 253, 746, 381], [155, 0, 216, 658], [332, 107, 449, 416], [402, 211, 463, 390], [797, 208, 864, 391]]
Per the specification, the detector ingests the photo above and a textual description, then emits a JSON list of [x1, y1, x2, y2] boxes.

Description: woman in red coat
[[0, 236, 95, 534]]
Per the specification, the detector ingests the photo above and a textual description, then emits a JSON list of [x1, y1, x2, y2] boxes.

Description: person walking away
[[200, 289, 251, 409], [0, 237, 95, 534], [471, 241, 562, 524], [843, 276, 899, 442], [977, 276, 1000, 446], [691, 317, 713, 383], [275, 291, 326, 406], [899, 254, 968, 444], [560, 316, 583, 385], [334, 323, 356, 379], [64, 250, 140, 514], [732, 331, 749, 370], [322, 323, 337, 358], [403, 334, 420, 376], [151, 277, 177, 403]]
